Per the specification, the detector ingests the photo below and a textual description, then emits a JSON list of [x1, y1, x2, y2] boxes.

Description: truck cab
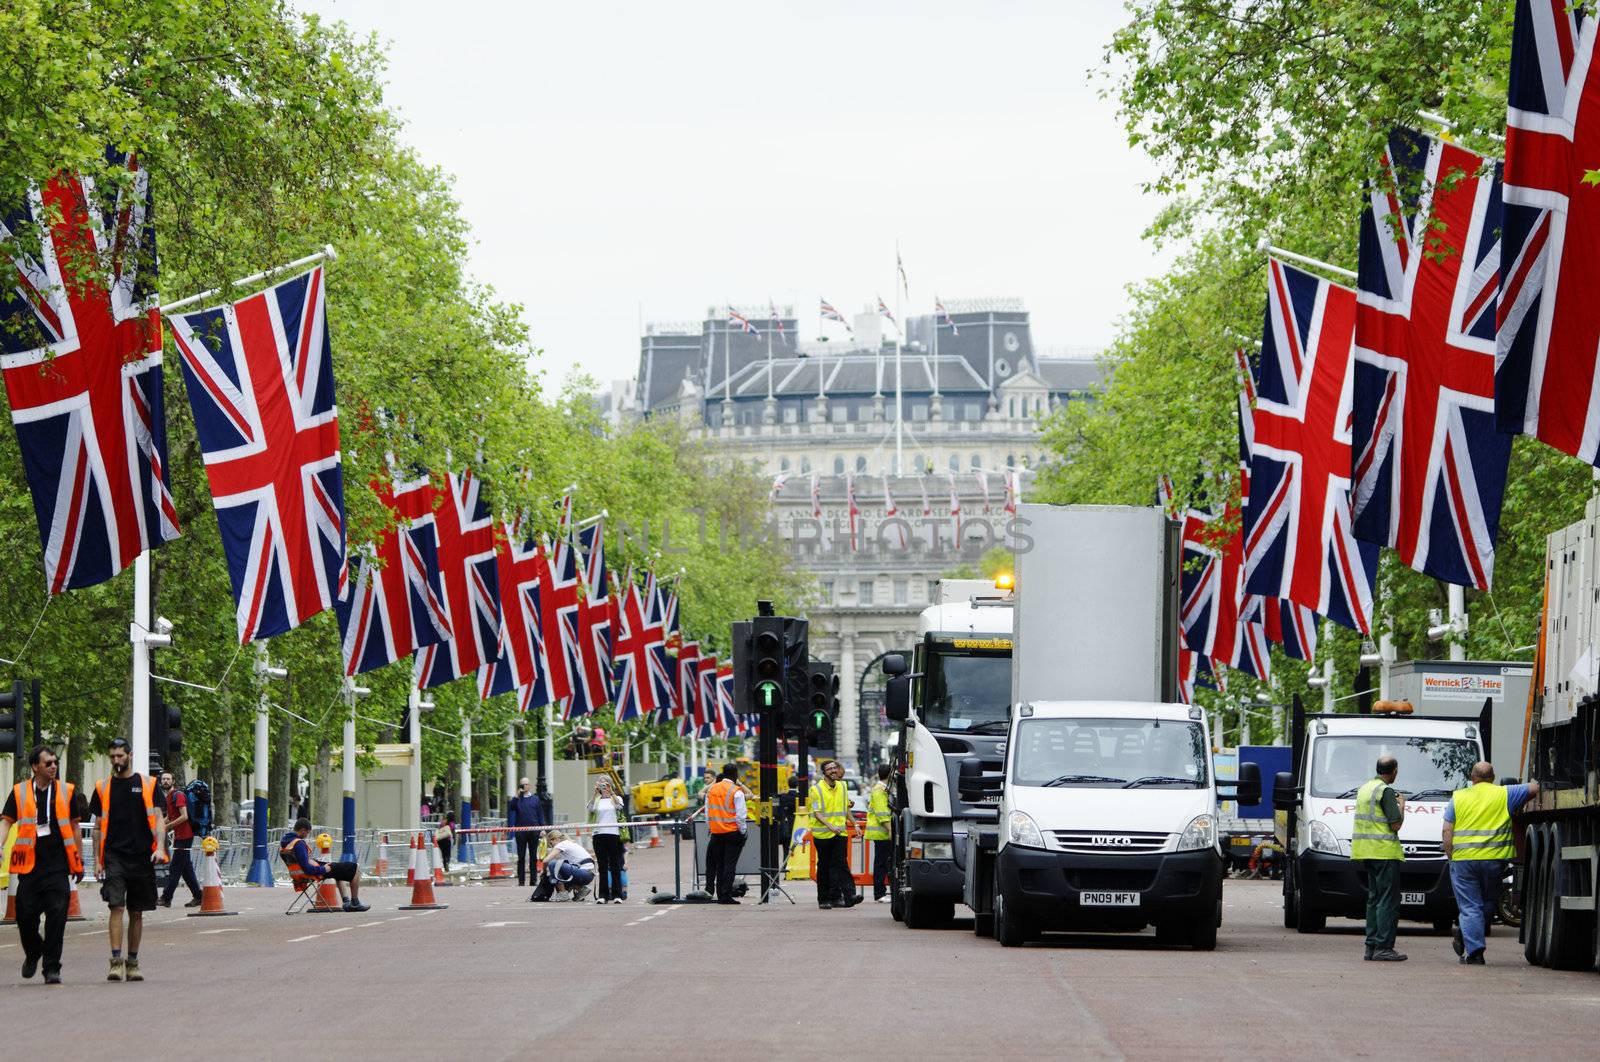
[[886, 578, 1014, 928], [1273, 705, 1487, 934], [971, 699, 1259, 948]]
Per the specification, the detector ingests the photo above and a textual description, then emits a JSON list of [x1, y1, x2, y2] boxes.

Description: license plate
[[1401, 892, 1426, 906], [1080, 891, 1140, 907]]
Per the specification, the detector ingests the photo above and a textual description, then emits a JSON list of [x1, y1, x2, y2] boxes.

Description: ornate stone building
[[622, 298, 1104, 770]]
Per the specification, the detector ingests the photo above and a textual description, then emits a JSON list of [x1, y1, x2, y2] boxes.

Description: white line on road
[[324, 926, 354, 934], [625, 905, 679, 928], [478, 920, 532, 928], [198, 927, 245, 935], [358, 921, 386, 927], [287, 934, 319, 943]]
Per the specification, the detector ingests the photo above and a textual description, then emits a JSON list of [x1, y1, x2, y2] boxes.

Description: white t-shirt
[[589, 795, 623, 836], [547, 839, 591, 867]]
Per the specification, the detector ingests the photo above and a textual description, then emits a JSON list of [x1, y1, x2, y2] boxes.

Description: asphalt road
[[6, 847, 1599, 1059]]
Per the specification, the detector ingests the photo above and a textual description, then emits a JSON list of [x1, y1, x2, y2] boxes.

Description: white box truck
[[912, 504, 1261, 948]]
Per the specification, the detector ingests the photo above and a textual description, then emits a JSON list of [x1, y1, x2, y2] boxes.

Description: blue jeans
[[1450, 859, 1503, 956], [549, 860, 594, 889]]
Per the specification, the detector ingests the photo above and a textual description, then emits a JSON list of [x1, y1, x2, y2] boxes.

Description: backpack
[[184, 779, 214, 837]]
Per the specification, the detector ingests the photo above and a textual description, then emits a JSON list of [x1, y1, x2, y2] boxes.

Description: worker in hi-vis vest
[[1, 744, 87, 985], [1444, 762, 1538, 966], [1351, 754, 1407, 963], [808, 759, 859, 910], [867, 764, 893, 903]]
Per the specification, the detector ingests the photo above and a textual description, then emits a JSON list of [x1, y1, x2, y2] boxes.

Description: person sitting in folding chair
[[528, 831, 595, 903], [279, 819, 369, 912]]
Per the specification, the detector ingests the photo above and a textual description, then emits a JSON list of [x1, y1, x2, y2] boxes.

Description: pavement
[[5, 847, 1599, 1059]]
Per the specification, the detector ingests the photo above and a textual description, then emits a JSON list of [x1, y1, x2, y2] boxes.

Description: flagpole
[[158, 244, 338, 315], [894, 244, 904, 476]]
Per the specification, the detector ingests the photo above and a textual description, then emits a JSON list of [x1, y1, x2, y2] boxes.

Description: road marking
[[287, 934, 320, 943], [478, 920, 532, 928], [358, 921, 386, 928], [324, 926, 354, 934], [198, 927, 244, 935], [386, 916, 410, 922], [625, 906, 678, 928]]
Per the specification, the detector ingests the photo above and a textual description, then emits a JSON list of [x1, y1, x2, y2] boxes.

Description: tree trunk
[[66, 732, 84, 796], [210, 725, 233, 827], [315, 738, 333, 826], [270, 677, 293, 831]]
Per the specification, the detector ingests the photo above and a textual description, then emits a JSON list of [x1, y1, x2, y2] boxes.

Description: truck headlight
[[907, 842, 954, 860], [1177, 814, 1216, 852], [1008, 811, 1044, 848], [1308, 819, 1344, 856]]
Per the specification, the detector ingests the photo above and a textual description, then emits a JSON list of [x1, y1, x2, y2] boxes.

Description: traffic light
[[806, 660, 838, 751], [167, 700, 183, 757], [749, 615, 787, 712], [148, 692, 182, 771], [0, 679, 23, 768]]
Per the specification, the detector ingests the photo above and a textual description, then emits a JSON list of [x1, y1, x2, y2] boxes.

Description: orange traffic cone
[[1, 875, 16, 926], [374, 833, 390, 878], [398, 831, 447, 910], [65, 876, 86, 922], [487, 832, 511, 881], [431, 832, 448, 886], [187, 842, 238, 917], [405, 834, 417, 885], [648, 823, 662, 849]]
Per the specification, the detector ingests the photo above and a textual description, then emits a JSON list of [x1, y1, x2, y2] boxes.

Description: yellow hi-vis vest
[[808, 781, 850, 839], [865, 782, 891, 841], [1350, 778, 1403, 861], [1449, 782, 1516, 861]]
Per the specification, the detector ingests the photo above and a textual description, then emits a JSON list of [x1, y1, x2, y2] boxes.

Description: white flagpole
[[894, 245, 904, 476], [158, 244, 338, 315]]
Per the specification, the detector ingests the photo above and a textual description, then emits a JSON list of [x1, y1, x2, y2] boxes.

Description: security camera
[[154, 616, 174, 635], [418, 699, 437, 712], [1307, 675, 1329, 688]]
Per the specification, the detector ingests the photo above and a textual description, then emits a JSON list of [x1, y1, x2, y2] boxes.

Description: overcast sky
[[298, 1, 1169, 391]]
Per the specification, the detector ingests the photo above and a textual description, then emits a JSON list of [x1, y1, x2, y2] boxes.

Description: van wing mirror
[[1233, 762, 1262, 806], [1272, 771, 1300, 811], [882, 653, 907, 677], [884, 675, 911, 722], [957, 757, 983, 801]]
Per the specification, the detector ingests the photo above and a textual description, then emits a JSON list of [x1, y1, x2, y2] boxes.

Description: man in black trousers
[[2, 745, 88, 984], [507, 776, 546, 886]]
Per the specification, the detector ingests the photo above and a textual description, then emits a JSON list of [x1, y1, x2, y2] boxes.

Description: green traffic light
[[757, 680, 779, 707], [812, 710, 826, 730]]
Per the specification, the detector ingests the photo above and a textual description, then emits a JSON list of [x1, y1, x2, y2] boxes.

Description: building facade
[[623, 299, 1105, 770]]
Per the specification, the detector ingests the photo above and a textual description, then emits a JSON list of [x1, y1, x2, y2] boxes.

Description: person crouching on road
[[1, 744, 87, 984], [1444, 762, 1538, 965], [88, 736, 166, 982], [867, 764, 893, 902], [532, 830, 596, 902], [1352, 754, 1407, 962], [704, 763, 748, 904], [280, 819, 370, 912], [809, 759, 859, 909]]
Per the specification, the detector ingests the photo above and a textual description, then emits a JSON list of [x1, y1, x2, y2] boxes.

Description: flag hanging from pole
[[947, 473, 963, 547], [876, 296, 896, 328], [936, 297, 959, 336], [407, 469, 501, 688], [882, 478, 907, 549], [728, 308, 760, 338], [845, 473, 861, 552], [0, 150, 180, 594], [769, 471, 791, 501], [820, 298, 852, 332], [973, 470, 992, 513], [337, 471, 451, 676]]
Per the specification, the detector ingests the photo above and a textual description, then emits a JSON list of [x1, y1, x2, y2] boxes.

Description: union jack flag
[[477, 515, 553, 708], [845, 474, 860, 551], [882, 478, 907, 549], [536, 535, 578, 709], [1160, 471, 1269, 682], [1242, 259, 1379, 633], [769, 471, 791, 501], [936, 297, 959, 336], [728, 309, 760, 337], [336, 472, 451, 676], [768, 301, 786, 338], [611, 573, 658, 722], [643, 575, 679, 723], [674, 640, 700, 730], [410, 470, 501, 689], [820, 298, 851, 327], [1498, 1, 1600, 464], [1353, 128, 1509, 589], [810, 471, 833, 550], [715, 662, 737, 735], [947, 473, 963, 545], [695, 654, 719, 738], [0, 151, 179, 594], [571, 521, 614, 712], [170, 267, 346, 642], [877, 296, 896, 328]]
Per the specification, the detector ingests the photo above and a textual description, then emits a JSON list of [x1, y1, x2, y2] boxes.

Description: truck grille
[[1052, 830, 1169, 854], [1399, 841, 1445, 860]]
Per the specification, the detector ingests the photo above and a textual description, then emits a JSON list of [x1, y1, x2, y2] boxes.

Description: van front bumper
[[1296, 851, 1456, 921], [996, 844, 1223, 930]]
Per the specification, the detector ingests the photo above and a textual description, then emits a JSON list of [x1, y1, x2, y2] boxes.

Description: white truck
[[921, 504, 1261, 948], [1272, 701, 1488, 934]]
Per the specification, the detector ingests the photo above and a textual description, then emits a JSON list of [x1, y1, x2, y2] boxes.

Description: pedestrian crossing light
[[806, 661, 838, 749], [749, 615, 787, 713], [756, 680, 782, 709], [0, 679, 23, 769]]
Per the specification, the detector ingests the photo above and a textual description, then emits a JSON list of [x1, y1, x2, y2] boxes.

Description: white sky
[[297, 0, 1169, 390]]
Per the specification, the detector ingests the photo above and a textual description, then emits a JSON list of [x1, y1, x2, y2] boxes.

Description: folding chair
[[281, 857, 336, 915]]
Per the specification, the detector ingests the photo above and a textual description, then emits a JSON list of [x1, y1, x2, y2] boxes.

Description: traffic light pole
[[757, 704, 791, 904]]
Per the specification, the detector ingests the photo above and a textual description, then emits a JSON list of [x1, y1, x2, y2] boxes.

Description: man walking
[[1, 746, 86, 984], [867, 764, 893, 902], [157, 771, 201, 908], [1444, 762, 1537, 965], [87, 737, 166, 982], [507, 777, 546, 887], [809, 759, 859, 909], [703, 763, 747, 904], [1352, 754, 1406, 962]]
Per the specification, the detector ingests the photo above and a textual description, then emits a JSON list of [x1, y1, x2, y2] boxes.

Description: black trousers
[[593, 834, 625, 900], [515, 834, 538, 885], [873, 839, 891, 899], [813, 836, 852, 906], [438, 838, 452, 870], [161, 838, 200, 903], [16, 873, 69, 975], [706, 831, 745, 901]]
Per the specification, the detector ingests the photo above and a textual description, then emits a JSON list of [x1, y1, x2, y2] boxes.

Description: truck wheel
[[1524, 825, 1547, 967], [1282, 863, 1298, 929], [1549, 822, 1594, 970], [1190, 900, 1221, 951], [1293, 878, 1325, 934], [994, 892, 1031, 948], [890, 859, 906, 924]]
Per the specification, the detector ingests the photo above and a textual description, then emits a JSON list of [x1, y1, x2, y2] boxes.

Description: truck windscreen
[[921, 651, 1011, 732], [1308, 736, 1478, 799], [1012, 718, 1209, 788]]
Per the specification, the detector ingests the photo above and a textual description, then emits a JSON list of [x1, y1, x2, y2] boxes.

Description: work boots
[[1369, 949, 1408, 962], [125, 958, 144, 981], [107, 957, 125, 982]]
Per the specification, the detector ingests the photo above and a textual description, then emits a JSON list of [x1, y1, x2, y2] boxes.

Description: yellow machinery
[[631, 776, 688, 814], [735, 758, 791, 798]]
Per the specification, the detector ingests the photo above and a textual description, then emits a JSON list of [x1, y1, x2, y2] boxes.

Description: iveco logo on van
[[1090, 835, 1134, 847]]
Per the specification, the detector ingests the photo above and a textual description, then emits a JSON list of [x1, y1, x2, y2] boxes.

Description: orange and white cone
[[65, 876, 87, 921], [488, 832, 512, 880], [431, 833, 448, 886], [398, 830, 447, 910], [1, 874, 16, 926], [405, 834, 418, 885], [648, 822, 662, 849], [374, 833, 390, 878], [187, 842, 238, 917]]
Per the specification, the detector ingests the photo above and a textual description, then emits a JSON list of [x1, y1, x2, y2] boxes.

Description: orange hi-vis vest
[[9, 781, 84, 876], [707, 779, 740, 835], [94, 775, 159, 864]]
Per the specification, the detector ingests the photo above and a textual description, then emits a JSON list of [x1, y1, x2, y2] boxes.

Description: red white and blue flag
[[1353, 128, 1509, 589], [674, 640, 700, 731], [336, 471, 451, 676], [695, 653, 719, 738], [1242, 259, 1379, 633], [876, 296, 896, 328], [170, 266, 346, 642], [1498, 1, 1600, 463], [0, 151, 179, 594], [477, 514, 553, 709], [536, 535, 578, 710], [820, 298, 851, 329], [728, 309, 760, 338], [936, 297, 959, 336], [611, 573, 658, 723], [571, 520, 615, 713], [845, 474, 860, 551], [410, 470, 501, 689], [715, 662, 737, 735], [768, 301, 786, 339], [644, 576, 679, 723]]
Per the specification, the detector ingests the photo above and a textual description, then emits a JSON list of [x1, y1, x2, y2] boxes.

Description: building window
[[911, 403, 929, 422], [1007, 454, 1016, 468], [965, 401, 982, 421], [783, 405, 798, 424], [779, 457, 791, 472], [831, 405, 849, 423], [855, 456, 868, 474], [834, 457, 846, 475], [801, 457, 812, 474], [971, 454, 982, 469], [949, 454, 960, 472], [820, 581, 833, 602], [858, 581, 875, 606], [893, 579, 908, 606]]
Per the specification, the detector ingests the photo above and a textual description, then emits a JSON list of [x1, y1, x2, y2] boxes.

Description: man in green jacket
[[1352, 755, 1407, 962], [867, 764, 893, 903]]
